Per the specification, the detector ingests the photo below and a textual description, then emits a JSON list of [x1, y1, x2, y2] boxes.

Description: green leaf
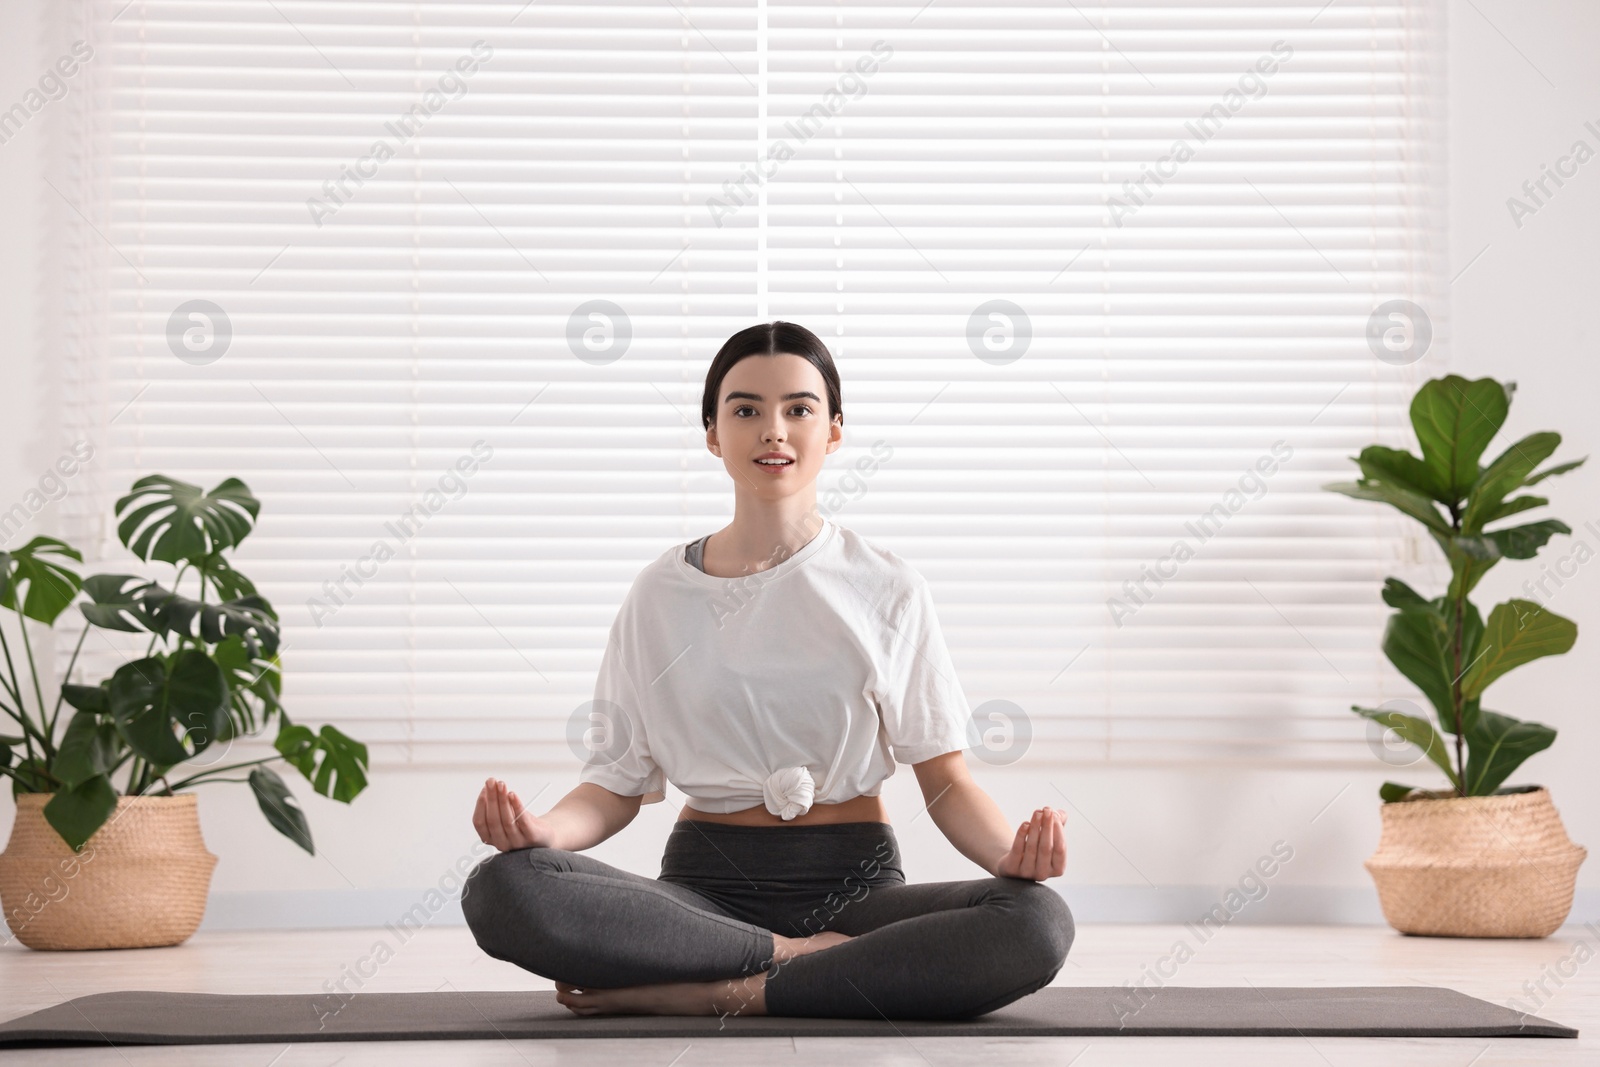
[[1323, 480, 1450, 532], [1380, 578, 1434, 612], [0, 536, 85, 625], [212, 634, 282, 735], [1410, 375, 1511, 503], [1484, 495, 1547, 523], [52, 709, 123, 788], [1355, 445, 1446, 501], [104, 653, 228, 766], [160, 593, 280, 659], [1379, 781, 1422, 802], [193, 551, 260, 603], [1462, 709, 1556, 795], [42, 775, 119, 852], [1434, 593, 1483, 737], [1486, 519, 1570, 560], [1434, 532, 1501, 600], [164, 649, 232, 756], [1380, 607, 1456, 727], [10, 756, 50, 797], [1442, 533, 1500, 560], [107, 657, 189, 765], [60, 682, 110, 715], [1523, 456, 1587, 486], [124, 584, 279, 659], [1378, 587, 1480, 730], [9, 756, 40, 793], [1435, 592, 1484, 658], [1462, 432, 1561, 530], [79, 574, 165, 633], [1461, 601, 1578, 700], [1353, 705, 1461, 789], [79, 574, 280, 658], [248, 765, 314, 854], [277, 722, 369, 804], [114, 474, 260, 566]]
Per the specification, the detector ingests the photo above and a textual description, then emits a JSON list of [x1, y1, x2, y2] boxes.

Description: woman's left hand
[[994, 807, 1067, 881]]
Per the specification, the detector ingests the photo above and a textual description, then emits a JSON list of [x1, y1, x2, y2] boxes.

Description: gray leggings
[[460, 820, 1075, 1020]]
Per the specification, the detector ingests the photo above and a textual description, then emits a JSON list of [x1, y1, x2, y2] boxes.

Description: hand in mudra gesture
[[473, 777, 554, 852], [995, 807, 1067, 881]]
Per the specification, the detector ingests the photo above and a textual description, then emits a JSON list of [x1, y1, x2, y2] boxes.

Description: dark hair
[[700, 321, 843, 431]]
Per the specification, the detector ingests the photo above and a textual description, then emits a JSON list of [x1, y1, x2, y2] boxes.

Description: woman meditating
[[462, 321, 1074, 1020]]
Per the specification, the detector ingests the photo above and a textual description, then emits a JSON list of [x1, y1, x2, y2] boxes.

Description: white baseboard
[[194, 886, 1600, 933]]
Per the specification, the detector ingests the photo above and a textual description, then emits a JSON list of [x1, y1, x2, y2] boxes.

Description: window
[[50, 1, 1441, 771]]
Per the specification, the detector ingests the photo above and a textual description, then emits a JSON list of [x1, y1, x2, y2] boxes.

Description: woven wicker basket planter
[[0, 792, 218, 950], [1365, 786, 1586, 938]]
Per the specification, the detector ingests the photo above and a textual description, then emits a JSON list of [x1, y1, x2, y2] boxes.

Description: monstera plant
[[1324, 375, 1583, 801], [0, 474, 368, 851]]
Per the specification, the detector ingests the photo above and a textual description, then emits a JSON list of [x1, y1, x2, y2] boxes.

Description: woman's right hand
[[473, 777, 554, 852]]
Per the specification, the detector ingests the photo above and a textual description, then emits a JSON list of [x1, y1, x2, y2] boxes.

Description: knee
[[460, 847, 567, 950], [1005, 881, 1075, 980], [460, 850, 515, 941]]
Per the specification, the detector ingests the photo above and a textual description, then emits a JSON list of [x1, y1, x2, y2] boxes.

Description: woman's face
[[706, 353, 842, 501]]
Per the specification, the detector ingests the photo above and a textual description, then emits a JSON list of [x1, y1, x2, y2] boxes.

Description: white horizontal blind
[[755, 0, 1444, 765], [52, 0, 1442, 771]]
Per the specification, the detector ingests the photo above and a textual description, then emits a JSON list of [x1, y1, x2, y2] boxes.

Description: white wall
[[1, 0, 1594, 934], [0, 0, 44, 514], [1442, 0, 1600, 932]]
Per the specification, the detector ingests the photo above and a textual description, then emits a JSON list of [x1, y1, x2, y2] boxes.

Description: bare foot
[[554, 976, 767, 1017], [550, 932, 857, 1018], [772, 929, 855, 964]]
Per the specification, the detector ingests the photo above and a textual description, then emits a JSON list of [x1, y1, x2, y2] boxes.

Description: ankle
[[713, 972, 767, 1017], [770, 932, 798, 965]]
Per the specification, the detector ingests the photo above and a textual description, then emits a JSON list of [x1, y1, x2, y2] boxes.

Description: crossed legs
[[757, 875, 1075, 1019], [461, 844, 1074, 1020]]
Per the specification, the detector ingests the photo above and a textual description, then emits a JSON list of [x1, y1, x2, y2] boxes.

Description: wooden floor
[[1, 922, 1594, 1065]]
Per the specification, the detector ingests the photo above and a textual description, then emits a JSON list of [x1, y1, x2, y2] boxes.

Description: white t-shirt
[[577, 517, 975, 819]]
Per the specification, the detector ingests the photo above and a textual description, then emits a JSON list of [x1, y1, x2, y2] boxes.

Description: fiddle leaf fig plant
[[0, 474, 368, 852], [1324, 375, 1583, 801]]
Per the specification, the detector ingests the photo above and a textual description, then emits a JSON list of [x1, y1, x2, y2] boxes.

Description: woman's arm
[[473, 778, 644, 852], [911, 751, 1067, 880]]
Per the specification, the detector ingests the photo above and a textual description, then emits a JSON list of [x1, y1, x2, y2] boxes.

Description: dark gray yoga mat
[[0, 986, 1576, 1046]]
